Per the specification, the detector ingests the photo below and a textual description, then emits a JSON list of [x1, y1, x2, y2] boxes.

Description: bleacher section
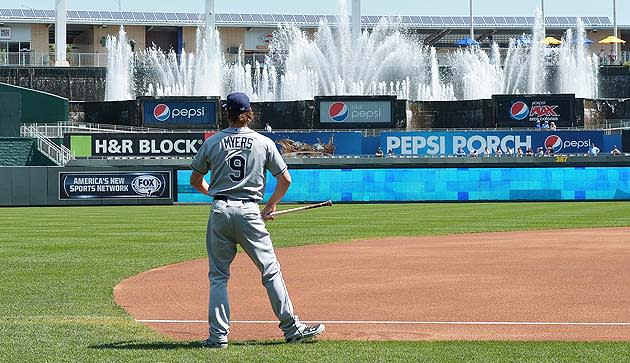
[[0, 137, 54, 166]]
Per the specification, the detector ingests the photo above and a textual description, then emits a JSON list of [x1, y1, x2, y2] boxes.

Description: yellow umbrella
[[598, 35, 626, 44], [542, 36, 562, 45]]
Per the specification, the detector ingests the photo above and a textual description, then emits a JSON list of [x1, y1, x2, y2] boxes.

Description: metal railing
[[25, 122, 182, 138], [0, 52, 109, 67], [20, 125, 75, 166]]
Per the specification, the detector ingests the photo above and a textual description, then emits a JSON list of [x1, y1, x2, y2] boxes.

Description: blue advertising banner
[[381, 130, 606, 156], [141, 98, 219, 127], [262, 131, 363, 156], [59, 172, 171, 200]]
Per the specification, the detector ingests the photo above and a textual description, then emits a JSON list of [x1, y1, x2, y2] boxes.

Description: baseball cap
[[224, 92, 251, 113]]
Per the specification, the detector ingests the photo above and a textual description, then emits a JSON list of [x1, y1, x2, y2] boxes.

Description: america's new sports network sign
[[382, 130, 605, 156], [140, 97, 219, 127], [59, 172, 171, 200]]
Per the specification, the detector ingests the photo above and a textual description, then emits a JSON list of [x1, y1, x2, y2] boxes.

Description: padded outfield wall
[[2, 157, 630, 206], [176, 161, 630, 203]]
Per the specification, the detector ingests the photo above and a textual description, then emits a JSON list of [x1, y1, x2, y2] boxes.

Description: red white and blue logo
[[328, 102, 349, 122], [153, 104, 171, 122], [510, 101, 530, 121], [545, 135, 563, 153]]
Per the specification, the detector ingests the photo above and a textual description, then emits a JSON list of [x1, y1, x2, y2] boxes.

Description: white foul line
[[136, 319, 630, 326]]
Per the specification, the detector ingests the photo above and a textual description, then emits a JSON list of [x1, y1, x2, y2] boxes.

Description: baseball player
[[189, 92, 325, 348]]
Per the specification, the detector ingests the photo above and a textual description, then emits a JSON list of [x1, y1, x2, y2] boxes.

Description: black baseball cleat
[[201, 338, 228, 349], [285, 324, 326, 343]]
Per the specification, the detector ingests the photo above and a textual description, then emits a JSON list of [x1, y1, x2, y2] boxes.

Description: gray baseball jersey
[[190, 126, 306, 344], [190, 127, 287, 201]]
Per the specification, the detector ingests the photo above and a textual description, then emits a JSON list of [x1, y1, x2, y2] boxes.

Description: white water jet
[[527, 9, 547, 94], [558, 18, 599, 98], [105, 26, 134, 101]]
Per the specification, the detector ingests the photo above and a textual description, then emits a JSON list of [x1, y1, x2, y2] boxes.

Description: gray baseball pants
[[206, 199, 304, 343]]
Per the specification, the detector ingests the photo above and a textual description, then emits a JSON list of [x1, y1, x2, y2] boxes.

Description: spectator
[[599, 49, 606, 65], [495, 147, 503, 157], [264, 123, 272, 133], [375, 147, 384, 157], [517, 147, 524, 157], [588, 144, 600, 156], [505, 146, 514, 156], [483, 147, 491, 157], [611, 145, 622, 155], [609, 50, 617, 65], [536, 147, 544, 157], [549, 121, 557, 130], [535, 120, 541, 130], [387, 148, 395, 157], [470, 149, 478, 157], [526, 147, 534, 156], [542, 120, 550, 130], [456, 146, 466, 157], [545, 146, 555, 156]]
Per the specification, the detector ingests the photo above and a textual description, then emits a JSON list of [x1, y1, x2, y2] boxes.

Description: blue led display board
[[177, 167, 630, 203]]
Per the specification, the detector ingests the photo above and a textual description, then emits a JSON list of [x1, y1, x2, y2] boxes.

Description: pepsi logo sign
[[153, 104, 171, 122], [131, 175, 162, 197], [545, 135, 563, 153], [510, 101, 529, 121], [328, 102, 349, 122]]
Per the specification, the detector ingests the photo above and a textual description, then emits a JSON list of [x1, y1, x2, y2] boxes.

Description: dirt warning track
[[114, 227, 630, 341]]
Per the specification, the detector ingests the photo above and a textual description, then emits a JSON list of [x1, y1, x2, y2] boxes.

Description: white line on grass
[[136, 319, 630, 326]]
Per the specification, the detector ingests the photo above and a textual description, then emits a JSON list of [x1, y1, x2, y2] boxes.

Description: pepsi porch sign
[[381, 130, 605, 156], [140, 97, 219, 128], [493, 94, 576, 128], [316, 96, 395, 127]]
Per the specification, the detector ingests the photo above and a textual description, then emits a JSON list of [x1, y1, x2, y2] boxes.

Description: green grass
[[1, 202, 629, 362]]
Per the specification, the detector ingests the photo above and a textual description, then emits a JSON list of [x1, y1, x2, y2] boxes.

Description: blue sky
[[6, 0, 630, 25]]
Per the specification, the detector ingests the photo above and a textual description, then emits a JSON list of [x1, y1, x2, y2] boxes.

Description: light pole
[[469, 0, 474, 40], [613, 0, 618, 60], [541, 0, 546, 37], [206, 0, 216, 37], [352, 0, 361, 47], [54, 0, 68, 66]]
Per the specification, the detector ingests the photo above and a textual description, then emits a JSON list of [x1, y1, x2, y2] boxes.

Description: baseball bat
[[270, 200, 333, 217]]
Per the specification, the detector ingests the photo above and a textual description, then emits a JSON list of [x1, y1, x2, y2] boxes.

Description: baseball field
[[2, 202, 630, 362]]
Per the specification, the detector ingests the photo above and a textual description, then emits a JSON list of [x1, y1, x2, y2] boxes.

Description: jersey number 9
[[228, 155, 247, 182]]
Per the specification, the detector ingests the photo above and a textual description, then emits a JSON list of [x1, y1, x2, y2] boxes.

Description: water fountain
[[104, 3, 599, 102], [447, 9, 599, 100]]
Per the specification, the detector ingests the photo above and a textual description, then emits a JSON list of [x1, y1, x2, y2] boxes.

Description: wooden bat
[[270, 200, 333, 217]]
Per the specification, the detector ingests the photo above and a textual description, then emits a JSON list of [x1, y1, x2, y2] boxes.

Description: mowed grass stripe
[[1, 202, 630, 362]]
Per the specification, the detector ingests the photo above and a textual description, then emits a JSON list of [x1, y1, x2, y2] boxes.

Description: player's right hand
[[262, 204, 276, 221]]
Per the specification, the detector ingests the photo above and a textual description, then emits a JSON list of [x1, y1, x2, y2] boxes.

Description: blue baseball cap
[[224, 92, 251, 113]]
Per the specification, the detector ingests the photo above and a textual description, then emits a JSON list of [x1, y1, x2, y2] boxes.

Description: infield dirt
[[115, 227, 630, 341]]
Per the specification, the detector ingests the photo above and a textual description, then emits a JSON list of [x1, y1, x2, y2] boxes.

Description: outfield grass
[[1, 202, 629, 362]]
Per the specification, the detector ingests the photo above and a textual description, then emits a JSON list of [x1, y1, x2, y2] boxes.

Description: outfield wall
[[0, 166, 174, 206], [2, 157, 630, 206]]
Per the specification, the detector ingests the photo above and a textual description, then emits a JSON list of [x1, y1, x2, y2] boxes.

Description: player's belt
[[213, 195, 257, 203]]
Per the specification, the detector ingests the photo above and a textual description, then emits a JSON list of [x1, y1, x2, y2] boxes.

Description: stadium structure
[[0, 6, 629, 207], [0, 7, 628, 67]]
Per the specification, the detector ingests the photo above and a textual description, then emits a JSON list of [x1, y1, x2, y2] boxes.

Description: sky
[[6, 0, 630, 25]]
